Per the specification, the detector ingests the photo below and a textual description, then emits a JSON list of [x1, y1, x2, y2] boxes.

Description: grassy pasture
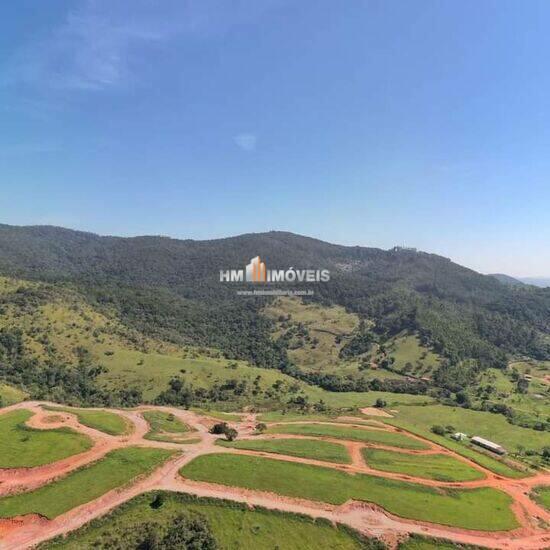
[[142, 410, 193, 443], [99, 348, 294, 404], [266, 423, 429, 450], [217, 437, 351, 464], [42, 492, 370, 550], [100, 347, 430, 410], [0, 447, 174, 519], [43, 406, 131, 436], [361, 448, 484, 482], [181, 454, 518, 531], [0, 409, 92, 468], [263, 296, 360, 373]]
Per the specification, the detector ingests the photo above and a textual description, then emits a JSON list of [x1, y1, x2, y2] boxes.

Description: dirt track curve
[[0, 401, 548, 550]]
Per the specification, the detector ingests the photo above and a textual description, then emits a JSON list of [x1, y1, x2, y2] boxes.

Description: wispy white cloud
[[3, 0, 286, 94], [234, 133, 258, 152], [3, 4, 180, 92]]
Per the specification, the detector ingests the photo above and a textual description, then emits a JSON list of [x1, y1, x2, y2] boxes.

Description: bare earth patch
[[42, 415, 66, 424], [360, 407, 393, 418]]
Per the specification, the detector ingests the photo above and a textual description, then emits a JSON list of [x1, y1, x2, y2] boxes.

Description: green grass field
[[361, 448, 484, 482], [531, 486, 550, 511], [180, 454, 518, 531], [0, 383, 28, 406], [266, 423, 429, 450], [142, 409, 193, 443], [0, 409, 92, 468], [217, 438, 351, 464], [0, 447, 174, 519], [43, 406, 131, 436], [42, 492, 371, 550]]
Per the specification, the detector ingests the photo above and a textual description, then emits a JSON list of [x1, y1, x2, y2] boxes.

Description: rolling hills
[[0, 224, 548, 372], [0, 224, 548, 428]]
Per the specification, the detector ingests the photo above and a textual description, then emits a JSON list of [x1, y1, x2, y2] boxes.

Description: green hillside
[[0, 225, 548, 374], [0, 226, 549, 457]]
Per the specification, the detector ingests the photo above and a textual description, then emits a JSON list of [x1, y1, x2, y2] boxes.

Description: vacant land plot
[[531, 486, 550, 511], [42, 492, 369, 550], [266, 423, 429, 450], [44, 406, 131, 436], [181, 454, 518, 531], [0, 409, 92, 468], [361, 448, 484, 482], [259, 411, 339, 423], [0, 447, 174, 519], [142, 410, 192, 443], [218, 438, 351, 464]]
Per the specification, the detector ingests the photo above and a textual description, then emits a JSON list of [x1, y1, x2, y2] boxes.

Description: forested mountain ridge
[[0, 223, 548, 375]]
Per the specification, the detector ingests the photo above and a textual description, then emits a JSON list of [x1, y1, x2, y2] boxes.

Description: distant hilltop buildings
[[392, 246, 418, 253], [391, 246, 451, 262]]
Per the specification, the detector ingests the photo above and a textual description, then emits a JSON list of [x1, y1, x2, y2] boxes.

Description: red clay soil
[[0, 401, 548, 550]]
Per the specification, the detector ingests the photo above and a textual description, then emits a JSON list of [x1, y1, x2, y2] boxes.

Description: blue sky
[[1, 1, 549, 277]]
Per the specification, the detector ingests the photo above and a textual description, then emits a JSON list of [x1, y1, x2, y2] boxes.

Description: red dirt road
[[0, 402, 548, 550]]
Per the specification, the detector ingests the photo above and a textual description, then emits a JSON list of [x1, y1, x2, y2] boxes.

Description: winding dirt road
[[0, 401, 548, 550]]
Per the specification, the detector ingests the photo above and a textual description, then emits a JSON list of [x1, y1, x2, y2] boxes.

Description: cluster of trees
[[297, 370, 428, 395], [88, 509, 217, 549], [338, 321, 374, 359], [209, 422, 238, 441]]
